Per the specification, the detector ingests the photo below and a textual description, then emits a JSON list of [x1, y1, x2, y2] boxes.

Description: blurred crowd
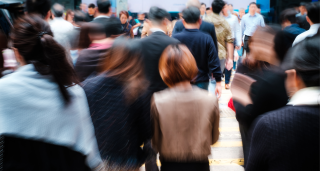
[[0, 0, 319, 171]]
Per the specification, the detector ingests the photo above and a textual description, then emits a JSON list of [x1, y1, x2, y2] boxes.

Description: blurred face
[[206, 9, 212, 15], [257, 8, 261, 14], [80, 4, 87, 12], [200, 5, 206, 15], [229, 5, 233, 13], [68, 12, 74, 21], [222, 4, 229, 15], [88, 7, 95, 15], [249, 4, 257, 14], [299, 6, 307, 15], [249, 29, 277, 65], [138, 14, 145, 20], [239, 10, 245, 18], [120, 14, 128, 24]]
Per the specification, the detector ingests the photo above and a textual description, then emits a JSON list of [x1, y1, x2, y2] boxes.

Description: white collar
[[150, 28, 165, 33], [310, 23, 320, 30], [94, 15, 110, 20], [287, 87, 320, 106]]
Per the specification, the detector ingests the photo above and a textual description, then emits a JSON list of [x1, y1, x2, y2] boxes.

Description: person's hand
[[235, 46, 241, 50], [234, 52, 239, 61], [136, 23, 141, 27], [241, 42, 244, 47], [215, 82, 222, 99], [225, 59, 233, 71]]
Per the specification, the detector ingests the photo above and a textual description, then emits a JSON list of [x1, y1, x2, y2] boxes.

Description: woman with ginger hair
[[151, 44, 220, 171]]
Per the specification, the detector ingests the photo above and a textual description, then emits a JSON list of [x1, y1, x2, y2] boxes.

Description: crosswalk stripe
[[219, 127, 240, 132], [141, 158, 244, 167], [211, 141, 242, 147]]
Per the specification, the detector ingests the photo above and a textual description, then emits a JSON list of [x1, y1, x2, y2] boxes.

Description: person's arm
[[150, 95, 160, 153], [246, 116, 270, 171], [141, 21, 150, 38], [212, 102, 220, 144], [210, 23, 219, 54], [241, 17, 245, 42], [260, 15, 266, 27], [225, 21, 234, 70], [234, 18, 242, 48], [207, 37, 222, 98]]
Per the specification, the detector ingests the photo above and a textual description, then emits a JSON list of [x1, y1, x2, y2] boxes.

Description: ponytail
[[11, 15, 79, 104]]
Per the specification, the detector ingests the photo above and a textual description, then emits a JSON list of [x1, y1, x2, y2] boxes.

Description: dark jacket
[[75, 43, 112, 82], [139, 31, 180, 92], [296, 14, 310, 30], [172, 20, 218, 54], [246, 105, 319, 171], [172, 29, 221, 83], [283, 24, 306, 42], [82, 74, 152, 169]]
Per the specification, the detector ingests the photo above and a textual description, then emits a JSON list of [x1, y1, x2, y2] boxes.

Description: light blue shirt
[[241, 13, 265, 37], [224, 14, 242, 47]]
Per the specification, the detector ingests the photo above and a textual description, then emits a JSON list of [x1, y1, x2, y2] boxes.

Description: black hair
[[148, 6, 170, 23], [282, 33, 320, 87], [88, 3, 96, 8], [280, 8, 298, 24], [256, 4, 261, 9], [26, 0, 51, 18], [51, 3, 64, 18], [74, 10, 87, 22], [211, 0, 226, 14], [306, 2, 320, 24], [182, 6, 201, 24], [201, 3, 206, 7], [206, 7, 211, 10], [11, 15, 79, 104], [97, 0, 111, 14], [249, 2, 257, 7], [105, 17, 122, 37]]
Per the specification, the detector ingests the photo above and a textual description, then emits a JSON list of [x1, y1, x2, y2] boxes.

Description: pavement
[[140, 76, 244, 171]]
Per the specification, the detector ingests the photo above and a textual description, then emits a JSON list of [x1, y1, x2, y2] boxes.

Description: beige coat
[[151, 87, 220, 162]]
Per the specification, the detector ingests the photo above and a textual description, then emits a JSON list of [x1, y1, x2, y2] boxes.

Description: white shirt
[[224, 14, 241, 47], [49, 17, 74, 51], [287, 87, 320, 106], [241, 13, 265, 37], [94, 15, 110, 20], [292, 24, 320, 46]]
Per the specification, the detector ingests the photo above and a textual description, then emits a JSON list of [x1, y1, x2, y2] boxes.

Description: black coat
[[82, 75, 152, 169], [139, 31, 180, 93], [172, 20, 218, 54]]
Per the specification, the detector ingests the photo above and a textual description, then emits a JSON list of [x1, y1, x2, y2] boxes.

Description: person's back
[[152, 44, 219, 171], [139, 7, 180, 92], [91, 0, 113, 29], [281, 8, 306, 43], [0, 15, 101, 170], [82, 38, 151, 170], [246, 32, 320, 171]]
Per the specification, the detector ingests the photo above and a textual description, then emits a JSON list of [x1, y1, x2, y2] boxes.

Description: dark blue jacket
[[283, 24, 306, 40], [172, 29, 221, 83]]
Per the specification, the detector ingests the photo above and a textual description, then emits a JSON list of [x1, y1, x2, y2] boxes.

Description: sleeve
[[224, 20, 234, 43], [150, 95, 161, 153], [172, 20, 183, 35], [207, 37, 222, 82], [234, 19, 242, 47], [246, 116, 270, 171], [260, 16, 266, 27], [210, 23, 219, 54], [136, 93, 153, 141], [212, 101, 220, 144], [241, 18, 245, 37]]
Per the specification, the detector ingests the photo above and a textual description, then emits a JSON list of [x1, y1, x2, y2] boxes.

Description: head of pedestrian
[[51, 3, 64, 18], [248, 2, 258, 15], [222, 2, 230, 16], [299, 2, 308, 15], [148, 7, 171, 32], [211, 0, 226, 14], [182, 6, 202, 29], [186, 0, 201, 8], [200, 3, 206, 16], [282, 31, 320, 98], [88, 3, 96, 16], [88, 17, 122, 42], [159, 44, 198, 88], [138, 12, 145, 20], [280, 8, 298, 29], [247, 26, 281, 67], [239, 8, 246, 18], [206, 7, 212, 15], [228, 4, 234, 13], [10, 14, 79, 104], [256, 4, 261, 14], [96, 0, 112, 17], [100, 38, 147, 103], [26, 0, 51, 21], [306, 2, 320, 26]]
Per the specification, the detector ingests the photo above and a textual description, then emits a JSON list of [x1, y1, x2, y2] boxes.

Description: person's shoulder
[[153, 88, 174, 104], [175, 20, 183, 27]]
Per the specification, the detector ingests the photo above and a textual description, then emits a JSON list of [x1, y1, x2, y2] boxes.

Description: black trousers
[[243, 35, 251, 53], [160, 160, 210, 171], [239, 123, 251, 168]]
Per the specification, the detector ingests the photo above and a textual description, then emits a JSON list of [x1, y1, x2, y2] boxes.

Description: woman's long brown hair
[[100, 37, 148, 103]]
